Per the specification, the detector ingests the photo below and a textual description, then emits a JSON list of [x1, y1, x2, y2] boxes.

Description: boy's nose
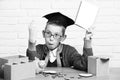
[[49, 35, 54, 41]]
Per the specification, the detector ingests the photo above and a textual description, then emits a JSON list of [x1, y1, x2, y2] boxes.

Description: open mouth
[[48, 43, 54, 45]]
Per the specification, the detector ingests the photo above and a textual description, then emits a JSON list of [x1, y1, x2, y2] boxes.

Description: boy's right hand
[[28, 20, 37, 51], [29, 20, 37, 43]]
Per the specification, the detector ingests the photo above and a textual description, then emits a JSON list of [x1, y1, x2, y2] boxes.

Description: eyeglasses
[[43, 31, 62, 40]]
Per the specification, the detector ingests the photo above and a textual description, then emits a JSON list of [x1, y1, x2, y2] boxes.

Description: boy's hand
[[28, 20, 37, 51], [29, 20, 37, 43], [84, 27, 93, 40], [84, 27, 94, 48]]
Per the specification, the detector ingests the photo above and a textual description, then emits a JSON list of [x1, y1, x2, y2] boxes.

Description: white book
[[75, 1, 99, 30]]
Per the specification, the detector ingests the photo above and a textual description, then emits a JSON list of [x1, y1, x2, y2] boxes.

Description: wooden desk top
[[23, 67, 120, 80], [1, 67, 120, 80]]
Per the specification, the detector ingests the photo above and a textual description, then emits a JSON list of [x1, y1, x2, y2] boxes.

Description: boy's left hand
[[84, 27, 93, 40], [84, 27, 94, 48]]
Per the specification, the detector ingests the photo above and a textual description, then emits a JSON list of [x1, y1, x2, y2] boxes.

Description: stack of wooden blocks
[[88, 56, 109, 76], [0, 55, 36, 80]]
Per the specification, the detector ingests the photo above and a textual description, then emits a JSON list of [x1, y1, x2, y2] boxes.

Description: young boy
[[26, 12, 93, 72]]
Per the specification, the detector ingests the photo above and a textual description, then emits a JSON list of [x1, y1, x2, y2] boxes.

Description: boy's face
[[43, 23, 66, 50]]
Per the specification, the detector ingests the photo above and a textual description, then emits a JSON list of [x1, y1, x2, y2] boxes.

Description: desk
[[23, 67, 120, 80], [1, 67, 120, 80]]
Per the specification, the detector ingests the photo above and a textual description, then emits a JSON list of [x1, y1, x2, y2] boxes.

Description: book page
[[75, 1, 99, 30]]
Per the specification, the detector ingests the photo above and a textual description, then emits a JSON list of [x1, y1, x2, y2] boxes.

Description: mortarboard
[[43, 12, 75, 29]]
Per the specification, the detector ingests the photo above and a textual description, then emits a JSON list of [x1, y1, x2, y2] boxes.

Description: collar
[[43, 43, 63, 67], [52, 48, 57, 57], [43, 43, 63, 55]]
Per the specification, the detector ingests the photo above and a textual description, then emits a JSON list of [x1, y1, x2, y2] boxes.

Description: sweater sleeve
[[26, 44, 46, 61], [26, 49, 37, 60], [71, 47, 93, 71]]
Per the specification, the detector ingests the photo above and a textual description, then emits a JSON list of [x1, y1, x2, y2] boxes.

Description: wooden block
[[0, 55, 28, 78], [0, 55, 28, 66], [88, 56, 109, 76], [4, 61, 36, 80]]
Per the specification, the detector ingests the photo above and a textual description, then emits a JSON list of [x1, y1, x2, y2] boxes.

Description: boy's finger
[[29, 20, 34, 28], [87, 26, 95, 33], [87, 31, 92, 34]]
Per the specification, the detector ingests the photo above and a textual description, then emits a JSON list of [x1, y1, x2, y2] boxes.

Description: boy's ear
[[42, 30, 45, 38], [60, 35, 67, 42]]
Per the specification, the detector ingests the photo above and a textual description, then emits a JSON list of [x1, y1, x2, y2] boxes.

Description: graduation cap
[[43, 12, 74, 29]]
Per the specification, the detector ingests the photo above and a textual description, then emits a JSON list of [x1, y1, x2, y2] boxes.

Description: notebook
[[75, 1, 99, 30]]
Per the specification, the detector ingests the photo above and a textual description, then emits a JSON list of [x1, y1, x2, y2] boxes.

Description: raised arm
[[27, 21, 37, 60], [28, 20, 37, 51], [70, 28, 93, 71], [83, 28, 93, 48]]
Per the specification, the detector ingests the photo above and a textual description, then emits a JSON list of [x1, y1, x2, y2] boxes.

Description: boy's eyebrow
[[44, 30, 51, 32], [54, 32, 61, 35], [45, 31, 62, 35]]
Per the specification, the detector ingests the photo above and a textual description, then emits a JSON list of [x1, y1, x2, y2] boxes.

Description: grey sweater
[[26, 44, 93, 71]]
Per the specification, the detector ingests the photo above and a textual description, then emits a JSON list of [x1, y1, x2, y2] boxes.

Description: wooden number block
[[0, 55, 29, 78], [4, 61, 36, 80], [88, 56, 109, 76]]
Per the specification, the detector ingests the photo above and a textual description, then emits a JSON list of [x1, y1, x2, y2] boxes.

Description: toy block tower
[[0, 55, 28, 78], [88, 56, 109, 76], [0, 55, 36, 80]]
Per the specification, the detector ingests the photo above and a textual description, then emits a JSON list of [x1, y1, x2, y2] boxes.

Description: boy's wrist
[[83, 37, 92, 48], [28, 40, 36, 51], [84, 37, 92, 41]]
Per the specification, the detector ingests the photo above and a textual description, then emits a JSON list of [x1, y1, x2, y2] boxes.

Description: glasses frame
[[43, 30, 63, 40]]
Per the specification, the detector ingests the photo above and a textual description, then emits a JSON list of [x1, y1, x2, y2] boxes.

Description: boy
[[26, 12, 93, 72]]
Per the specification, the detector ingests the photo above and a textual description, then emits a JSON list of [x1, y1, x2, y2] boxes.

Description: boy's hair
[[45, 21, 66, 36]]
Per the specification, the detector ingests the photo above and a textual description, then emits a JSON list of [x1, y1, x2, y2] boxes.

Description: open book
[[75, 1, 99, 30]]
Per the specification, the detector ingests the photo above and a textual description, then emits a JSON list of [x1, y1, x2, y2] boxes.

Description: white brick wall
[[0, 0, 120, 67]]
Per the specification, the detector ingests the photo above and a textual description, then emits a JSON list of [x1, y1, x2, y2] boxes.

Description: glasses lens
[[45, 31, 51, 37], [54, 34, 61, 39], [44, 31, 62, 39]]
